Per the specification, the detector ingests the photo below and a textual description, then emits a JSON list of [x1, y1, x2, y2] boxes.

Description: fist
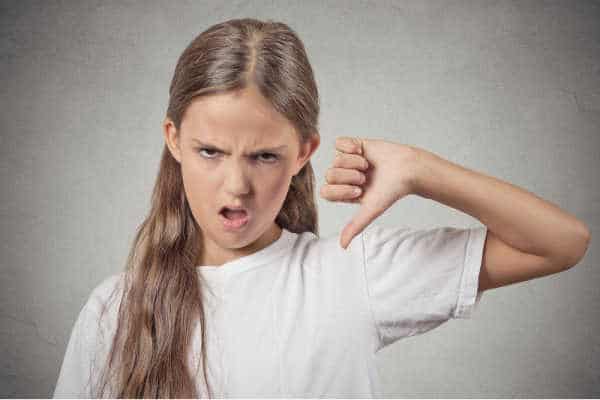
[[320, 136, 420, 249]]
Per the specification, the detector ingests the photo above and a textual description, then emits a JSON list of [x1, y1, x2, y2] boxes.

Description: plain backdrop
[[1, 0, 598, 397]]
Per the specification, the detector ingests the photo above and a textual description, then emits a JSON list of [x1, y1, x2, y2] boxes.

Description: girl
[[53, 18, 590, 398]]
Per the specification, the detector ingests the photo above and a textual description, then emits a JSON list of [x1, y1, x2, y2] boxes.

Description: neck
[[197, 224, 283, 267]]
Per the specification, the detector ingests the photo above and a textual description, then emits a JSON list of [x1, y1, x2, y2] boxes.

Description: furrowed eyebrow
[[191, 139, 288, 154]]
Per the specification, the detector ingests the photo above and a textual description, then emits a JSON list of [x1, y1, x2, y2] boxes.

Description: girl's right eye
[[197, 148, 220, 158]]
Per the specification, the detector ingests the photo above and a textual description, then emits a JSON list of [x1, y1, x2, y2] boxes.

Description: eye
[[254, 153, 279, 163], [197, 148, 221, 159], [196, 148, 279, 163]]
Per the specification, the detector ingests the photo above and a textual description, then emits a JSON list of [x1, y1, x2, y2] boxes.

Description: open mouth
[[220, 207, 248, 220], [219, 206, 251, 229]]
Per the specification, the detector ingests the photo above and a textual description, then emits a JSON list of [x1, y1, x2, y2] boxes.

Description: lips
[[219, 205, 251, 230]]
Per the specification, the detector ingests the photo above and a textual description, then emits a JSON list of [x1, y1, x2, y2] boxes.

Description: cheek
[[179, 160, 212, 209], [259, 171, 292, 203]]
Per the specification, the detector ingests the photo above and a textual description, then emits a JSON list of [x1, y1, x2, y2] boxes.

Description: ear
[[294, 133, 320, 176], [163, 117, 182, 163]]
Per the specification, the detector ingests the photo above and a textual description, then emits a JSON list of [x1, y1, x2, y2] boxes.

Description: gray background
[[1, 0, 598, 397]]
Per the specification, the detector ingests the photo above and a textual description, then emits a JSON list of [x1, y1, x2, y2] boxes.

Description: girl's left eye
[[255, 153, 279, 162]]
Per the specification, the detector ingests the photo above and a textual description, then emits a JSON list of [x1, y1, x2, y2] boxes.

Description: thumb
[[339, 205, 382, 250]]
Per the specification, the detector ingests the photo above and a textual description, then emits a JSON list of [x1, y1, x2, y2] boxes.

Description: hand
[[320, 136, 421, 249]]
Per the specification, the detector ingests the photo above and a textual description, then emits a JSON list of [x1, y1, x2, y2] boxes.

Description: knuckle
[[351, 154, 365, 169], [334, 153, 343, 165], [357, 171, 365, 183], [355, 155, 367, 168], [349, 185, 361, 196], [326, 168, 336, 182]]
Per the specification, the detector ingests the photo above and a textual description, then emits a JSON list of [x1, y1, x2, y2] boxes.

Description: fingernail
[[354, 187, 362, 195]]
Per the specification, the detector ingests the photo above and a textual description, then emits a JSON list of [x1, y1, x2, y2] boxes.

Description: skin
[[321, 136, 590, 291], [163, 84, 320, 267]]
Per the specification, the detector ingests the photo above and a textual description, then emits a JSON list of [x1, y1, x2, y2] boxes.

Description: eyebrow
[[191, 139, 288, 154]]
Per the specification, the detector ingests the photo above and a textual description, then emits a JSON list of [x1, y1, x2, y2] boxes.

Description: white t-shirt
[[53, 223, 487, 398]]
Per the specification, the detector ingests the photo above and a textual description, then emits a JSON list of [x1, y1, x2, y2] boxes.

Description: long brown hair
[[94, 18, 320, 398]]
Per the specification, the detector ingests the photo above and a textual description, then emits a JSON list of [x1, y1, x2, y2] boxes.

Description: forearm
[[411, 146, 590, 264]]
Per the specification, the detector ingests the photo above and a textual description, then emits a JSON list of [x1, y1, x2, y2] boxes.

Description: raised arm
[[320, 136, 590, 293], [411, 147, 591, 292]]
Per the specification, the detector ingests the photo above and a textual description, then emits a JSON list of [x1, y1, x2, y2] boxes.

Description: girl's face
[[163, 85, 319, 266]]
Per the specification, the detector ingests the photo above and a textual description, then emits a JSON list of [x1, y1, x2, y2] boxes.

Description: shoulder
[[361, 224, 414, 245], [291, 226, 373, 270], [83, 272, 125, 326], [292, 224, 420, 260], [313, 224, 382, 254], [360, 224, 474, 255]]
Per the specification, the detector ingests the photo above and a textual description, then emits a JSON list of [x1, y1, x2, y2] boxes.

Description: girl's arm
[[411, 146, 591, 291], [321, 136, 590, 291]]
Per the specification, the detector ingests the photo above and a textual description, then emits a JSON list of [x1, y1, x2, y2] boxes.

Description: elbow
[[563, 222, 591, 269]]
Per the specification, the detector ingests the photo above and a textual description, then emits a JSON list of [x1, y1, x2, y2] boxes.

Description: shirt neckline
[[195, 227, 297, 280]]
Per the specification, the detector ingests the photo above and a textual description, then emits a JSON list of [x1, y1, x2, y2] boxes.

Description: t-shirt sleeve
[[53, 293, 102, 398], [361, 224, 488, 352]]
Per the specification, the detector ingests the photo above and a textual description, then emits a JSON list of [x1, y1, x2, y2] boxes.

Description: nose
[[223, 160, 251, 197]]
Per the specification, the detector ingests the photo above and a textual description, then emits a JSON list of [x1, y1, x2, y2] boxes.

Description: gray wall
[[1, 0, 598, 397]]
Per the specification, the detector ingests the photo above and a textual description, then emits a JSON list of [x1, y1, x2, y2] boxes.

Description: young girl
[[52, 18, 590, 398]]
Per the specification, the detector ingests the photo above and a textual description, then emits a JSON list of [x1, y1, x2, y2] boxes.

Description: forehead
[[181, 86, 296, 144]]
